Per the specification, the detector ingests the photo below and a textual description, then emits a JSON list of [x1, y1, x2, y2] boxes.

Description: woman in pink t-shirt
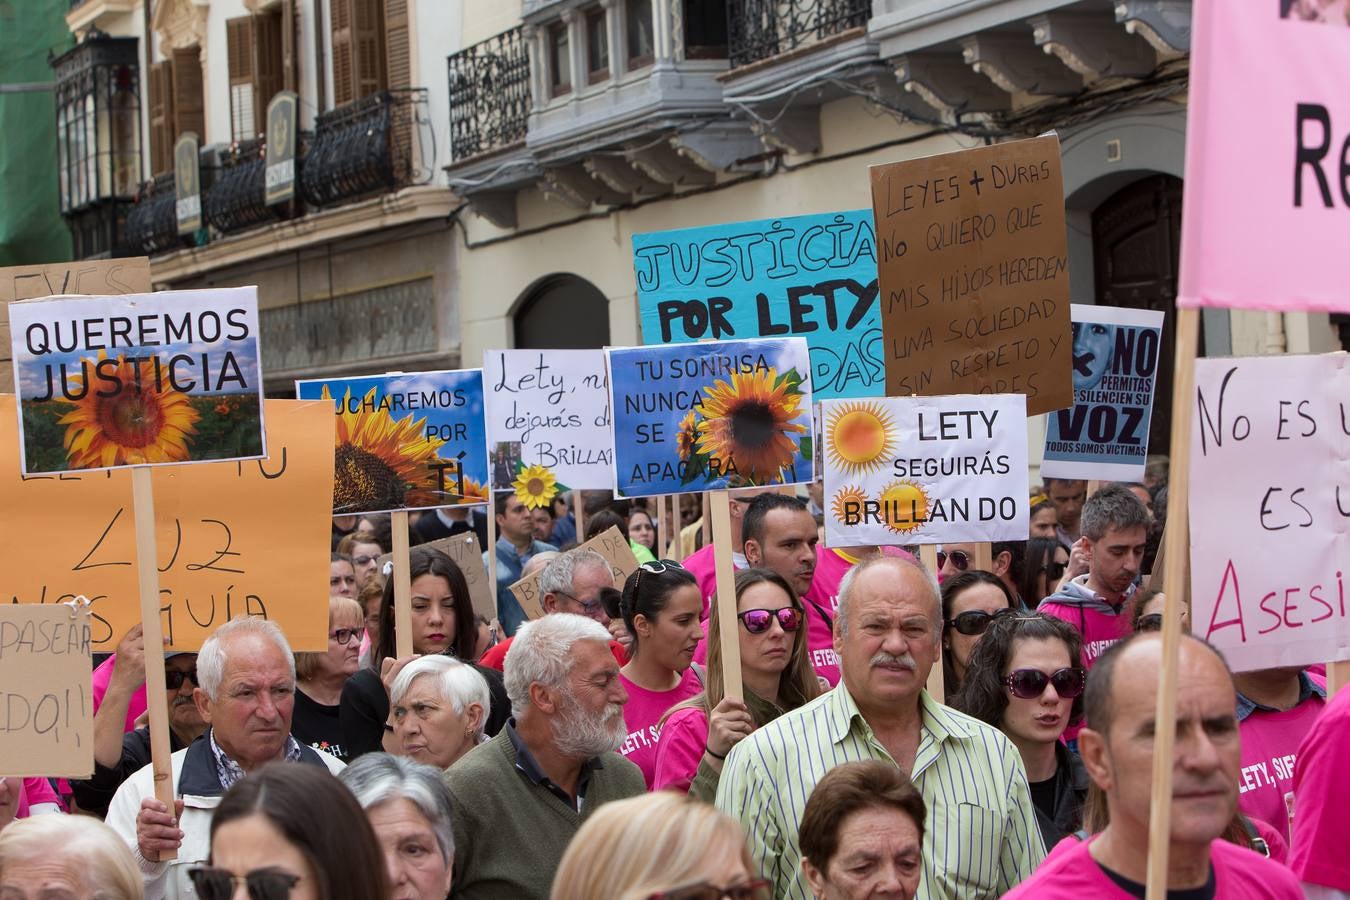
[[653, 568, 822, 799], [615, 560, 706, 787]]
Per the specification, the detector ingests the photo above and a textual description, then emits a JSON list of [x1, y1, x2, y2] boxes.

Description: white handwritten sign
[[0, 604, 94, 777]]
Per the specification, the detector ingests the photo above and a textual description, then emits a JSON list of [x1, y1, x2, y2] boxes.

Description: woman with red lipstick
[[952, 612, 1088, 847], [653, 568, 821, 799], [615, 560, 706, 787]]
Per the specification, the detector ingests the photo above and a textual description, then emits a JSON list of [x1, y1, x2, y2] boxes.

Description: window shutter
[[172, 46, 206, 141], [331, 0, 355, 105], [254, 12, 285, 113], [148, 60, 174, 174], [282, 0, 300, 93], [384, 0, 410, 90], [226, 17, 255, 140], [353, 0, 386, 99]]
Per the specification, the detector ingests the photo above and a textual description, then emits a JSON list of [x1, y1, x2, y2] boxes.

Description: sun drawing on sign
[[878, 480, 930, 535], [695, 367, 807, 483], [514, 464, 558, 509], [57, 352, 200, 468], [675, 411, 698, 462], [326, 385, 446, 511], [825, 401, 897, 477], [831, 485, 867, 525]]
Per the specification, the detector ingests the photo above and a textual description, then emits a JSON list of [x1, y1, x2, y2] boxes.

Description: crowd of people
[[3, 463, 1347, 900]]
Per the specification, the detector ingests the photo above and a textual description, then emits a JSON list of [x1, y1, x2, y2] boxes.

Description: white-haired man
[[106, 617, 345, 900], [443, 613, 645, 899]]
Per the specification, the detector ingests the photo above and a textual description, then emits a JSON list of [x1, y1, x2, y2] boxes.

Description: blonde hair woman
[[0, 814, 142, 899], [551, 792, 768, 900], [294, 595, 365, 761]]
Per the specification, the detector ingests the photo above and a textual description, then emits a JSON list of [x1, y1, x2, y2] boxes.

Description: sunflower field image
[[295, 369, 489, 515], [606, 337, 814, 498]]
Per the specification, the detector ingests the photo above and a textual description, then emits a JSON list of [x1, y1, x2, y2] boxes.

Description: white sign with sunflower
[[822, 393, 1030, 546]]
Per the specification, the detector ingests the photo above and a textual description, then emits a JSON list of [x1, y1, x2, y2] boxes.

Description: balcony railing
[[300, 88, 430, 208], [729, 0, 871, 68], [446, 26, 530, 162], [125, 172, 187, 255], [205, 138, 280, 234]]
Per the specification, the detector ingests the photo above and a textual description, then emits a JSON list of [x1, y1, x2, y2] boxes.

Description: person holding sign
[[487, 494, 559, 638]]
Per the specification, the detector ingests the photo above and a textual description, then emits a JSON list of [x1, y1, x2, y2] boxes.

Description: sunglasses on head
[[1135, 612, 1163, 633], [639, 559, 686, 574], [945, 607, 1016, 636], [189, 867, 300, 900], [164, 668, 199, 690], [1004, 667, 1086, 700], [936, 549, 970, 571], [649, 879, 771, 900], [738, 607, 802, 634]]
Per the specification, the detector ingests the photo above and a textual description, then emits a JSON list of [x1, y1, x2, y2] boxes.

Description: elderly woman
[[389, 656, 491, 771], [341, 754, 457, 900], [0, 814, 142, 899]]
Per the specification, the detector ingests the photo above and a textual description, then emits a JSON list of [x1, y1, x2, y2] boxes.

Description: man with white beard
[[442, 613, 645, 899]]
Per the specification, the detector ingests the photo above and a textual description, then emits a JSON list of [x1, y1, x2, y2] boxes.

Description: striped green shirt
[[715, 684, 1045, 899]]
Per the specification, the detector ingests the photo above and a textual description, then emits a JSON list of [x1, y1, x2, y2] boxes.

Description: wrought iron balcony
[[205, 138, 281, 234], [125, 172, 188, 255], [446, 26, 530, 162], [729, 0, 872, 68], [300, 88, 430, 208]]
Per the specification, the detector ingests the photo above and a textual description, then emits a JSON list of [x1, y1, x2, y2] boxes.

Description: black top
[[291, 688, 349, 763], [1030, 741, 1091, 848], [339, 659, 510, 760], [1029, 774, 1058, 820], [1099, 861, 1215, 900], [69, 726, 190, 818]]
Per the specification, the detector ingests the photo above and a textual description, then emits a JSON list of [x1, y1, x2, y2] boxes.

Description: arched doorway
[[513, 274, 610, 349]]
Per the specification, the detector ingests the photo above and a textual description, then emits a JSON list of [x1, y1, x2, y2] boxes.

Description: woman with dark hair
[[341, 546, 509, 760], [1020, 537, 1070, 608], [616, 560, 705, 787], [951, 612, 1088, 847], [628, 508, 658, 554], [191, 763, 389, 900], [653, 568, 821, 799], [940, 570, 1017, 696]]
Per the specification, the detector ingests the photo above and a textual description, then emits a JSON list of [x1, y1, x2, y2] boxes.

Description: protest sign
[[482, 349, 614, 496], [0, 603, 94, 778], [509, 525, 639, 621], [607, 337, 814, 497], [7, 287, 266, 476], [868, 135, 1072, 415], [0, 397, 333, 652], [821, 393, 1029, 547], [632, 211, 882, 400], [296, 369, 490, 515], [1178, 1, 1350, 312], [1041, 305, 1164, 481], [376, 531, 495, 621], [1188, 353, 1350, 673]]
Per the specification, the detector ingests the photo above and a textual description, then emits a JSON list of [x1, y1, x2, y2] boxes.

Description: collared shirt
[[208, 729, 303, 791], [1235, 670, 1327, 722], [715, 684, 1045, 900], [504, 719, 602, 813]]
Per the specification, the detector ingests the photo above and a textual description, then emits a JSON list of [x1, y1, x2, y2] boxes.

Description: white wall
[[415, 0, 461, 181]]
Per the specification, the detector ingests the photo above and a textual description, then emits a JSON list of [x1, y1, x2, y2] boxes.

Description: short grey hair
[[1081, 484, 1150, 541], [197, 618, 294, 702], [538, 548, 612, 598], [390, 656, 492, 743], [836, 555, 941, 639], [339, 754, 456, 864], [503, 614, 612, 718]]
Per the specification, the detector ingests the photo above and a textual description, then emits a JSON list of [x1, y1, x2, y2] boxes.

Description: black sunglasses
[[1135, 612, 1163, 633], [936, 549, 970, 571], [738, 607, 802, 634], [189, 867, 301, 900], [945, 607, 1016, 636], [1004, 667, 1087, 700], [164, 668, 199, 690]]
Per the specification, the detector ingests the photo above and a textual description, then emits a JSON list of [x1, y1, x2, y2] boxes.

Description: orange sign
[[0, 398, 334, 651]]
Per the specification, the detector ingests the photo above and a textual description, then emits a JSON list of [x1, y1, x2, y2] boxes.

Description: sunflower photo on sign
[[607, 337, 815, 498], [7, 288, 266, 476], [296, 369, 490, 515]]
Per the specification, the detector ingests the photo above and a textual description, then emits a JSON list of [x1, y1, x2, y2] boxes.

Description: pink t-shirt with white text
[[1290, 682, 1350, 890], [652, 705, 710, 793], [1238, 677, 1325, 845], [617, 668, 703, 788]]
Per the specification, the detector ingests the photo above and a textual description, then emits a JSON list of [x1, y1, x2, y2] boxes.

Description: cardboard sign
[[1178, 2, 1350, 312], [376, 531, 495, 622], [296, 369, 490, 515], [0, 398, 333, 652], [8, 288, 266, 475], [608, 337, 815, 497], [509, 526, 640, 621], [1041, 305, 1165, 480], [483, 349, 614, 492], [0, 603, 95, 778], [1188, 353, 1350, 673], [868, 134, 1072, 415], [633, 210, 882, 400], [821, 393, 1030, 546]]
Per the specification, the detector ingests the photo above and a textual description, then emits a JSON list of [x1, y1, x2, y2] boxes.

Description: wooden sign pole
[[710, 491, 743, 703], [390, 510, 414, 658], [1328, 661, 1350, 697], [701, 492, 712, 550], [574, 491, 586, 543], [973, 543, 993, 572], [130, 468, 177, 858], [919, 544, 945, 703]]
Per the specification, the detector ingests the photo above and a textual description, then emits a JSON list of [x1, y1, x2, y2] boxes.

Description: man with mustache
[[1005, 633, 1302, 899], [717, 555, 1044, 899], [443, 613, 645, 899]]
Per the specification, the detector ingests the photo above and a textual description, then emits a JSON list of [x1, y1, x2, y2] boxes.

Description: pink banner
[[1179, 1, 1350, 312]]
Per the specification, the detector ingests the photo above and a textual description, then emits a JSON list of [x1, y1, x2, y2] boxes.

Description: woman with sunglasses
[[1019, 537, 1070, 608], [1130, 586, 1191, 633], [194, 762, 389, 900], [940, 571, 1018, 696], [951, 612, 1088, 847], [293, 596, 365, 762], [617, 560, 706, 787], [653, 569, 821, 799]]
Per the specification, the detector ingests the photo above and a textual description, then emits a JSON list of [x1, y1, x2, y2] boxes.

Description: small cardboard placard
[[0, 603, 94, 777], [376, 531, 495, 622], [509, 526, 639, 621]]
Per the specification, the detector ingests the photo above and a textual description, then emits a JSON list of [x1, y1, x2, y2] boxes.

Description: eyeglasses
[[553, 589, 606, 619], [164, 669, 199, 690], [1004, 667, 1087, 700], [352, 554, 379, 566], [189, 867, 301, 900], [649, 879, 771, 900], [936, 549, 970, 571], [330, 628, 360, 645], [945, 607, 1016, 636], [1135, 612, 1163, 633], [738, 607, 803, 634]]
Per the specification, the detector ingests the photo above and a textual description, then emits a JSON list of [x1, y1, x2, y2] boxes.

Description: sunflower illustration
[[461, 476, 490, 502], [694, 367, 807, 483], [831, 485, 868, 526], [675, 411, 698, 462], [826, 401, 897, 477], [56, 353, 200, 469], [878, 480, 930, 535], [513, 464, 558, 509], [326, 386, 446, 511]]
